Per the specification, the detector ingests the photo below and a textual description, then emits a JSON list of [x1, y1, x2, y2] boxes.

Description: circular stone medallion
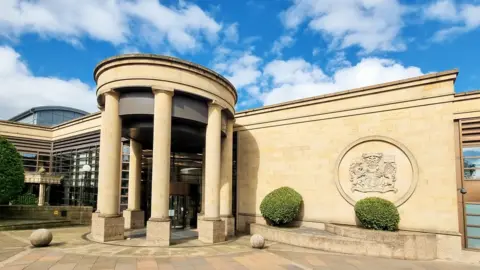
[[335, 136, 418, 207]]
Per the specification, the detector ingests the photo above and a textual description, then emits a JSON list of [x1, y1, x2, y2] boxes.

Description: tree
[[0, 137, 24, 204]]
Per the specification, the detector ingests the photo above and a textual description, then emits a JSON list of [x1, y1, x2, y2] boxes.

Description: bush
[[0, 137, 24, 204], [354, 197, 400, 231], [260, 187, 302, 226], [11, 193, 38, 205]]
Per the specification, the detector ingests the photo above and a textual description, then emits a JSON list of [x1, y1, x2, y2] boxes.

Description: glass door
[[462, 145, 480, 249], [459, 119, 480, 250], [170, 195, 186, 229]]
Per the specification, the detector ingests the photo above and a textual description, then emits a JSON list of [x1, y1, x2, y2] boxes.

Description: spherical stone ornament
[[250, 234, 265, 249], [29, 229, 53, 247]]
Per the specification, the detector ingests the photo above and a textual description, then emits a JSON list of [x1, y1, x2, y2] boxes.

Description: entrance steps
[[250, 223, 437, 260]]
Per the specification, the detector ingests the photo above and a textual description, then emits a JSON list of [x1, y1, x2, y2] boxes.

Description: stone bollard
[[29, 229, 53, 247], [250, 234, 265, 249]]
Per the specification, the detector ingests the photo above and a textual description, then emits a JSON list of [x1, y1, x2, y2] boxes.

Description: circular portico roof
[[93, 54, 237, 114]]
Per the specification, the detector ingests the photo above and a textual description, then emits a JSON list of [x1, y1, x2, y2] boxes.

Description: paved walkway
[[0, 227, 479, 269]]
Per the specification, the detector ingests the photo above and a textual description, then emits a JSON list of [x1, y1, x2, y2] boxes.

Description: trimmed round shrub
[[0, 137, 24, 204], [354, 197, 400, 231], [260, 187, 302, 226]]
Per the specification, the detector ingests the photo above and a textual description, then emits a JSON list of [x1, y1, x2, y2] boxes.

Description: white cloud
[[224, 23, 239, 43], [219, 52, 262, 89], [326, 52, 351, 71], [0, 46, 96, 119], [424, 1, 480, 41], [264, 58, 327, 86], [424, 0, 458, 22], [271, 35, 295, 56], [281, 0, 406, 53], [123, 0, 221, 52], [0, 0, 221, 53], [211, 45, 264, 106], [120, 46, 140, 54], [261, 57, 423, 105]]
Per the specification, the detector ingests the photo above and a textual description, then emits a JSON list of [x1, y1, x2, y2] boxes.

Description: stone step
[[250, 223, 436, 260]]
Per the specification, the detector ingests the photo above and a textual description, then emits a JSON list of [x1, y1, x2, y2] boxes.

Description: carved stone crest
[[349, 153, 397, 193]]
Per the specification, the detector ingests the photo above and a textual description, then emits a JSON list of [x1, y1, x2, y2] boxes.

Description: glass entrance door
[[170, 195, 186, 229], [458, 119, 480, 250]]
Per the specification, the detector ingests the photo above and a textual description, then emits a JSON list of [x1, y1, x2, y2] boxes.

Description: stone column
[[123, 139, 144, 229], [95, 106, 105, 214], [197, 147, 206, 225], [91, 91, 124, 242], [146, 87, 173, 245], [220, 119, 234, 237], [38, 183, 46, 206], [198, 102, 225, 243]]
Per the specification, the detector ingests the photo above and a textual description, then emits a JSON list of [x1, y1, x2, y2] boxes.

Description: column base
[[146, 219, 171, 246], [91, 215, 125, 242], [198, 218, 226, 244], [123, 210, 145, 229], [221, 216, 235, 238], [197, 213, 204, 227]]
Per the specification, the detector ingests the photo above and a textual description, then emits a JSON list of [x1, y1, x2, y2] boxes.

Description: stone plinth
[[221, 216, 235, 238], [123, 210, 145, 230], [91, 215, 124, 242], [198, 219, 225, 244], [146, 219, 171, 246], [91, 214, 125, 242], [251, 223, 440, 260]]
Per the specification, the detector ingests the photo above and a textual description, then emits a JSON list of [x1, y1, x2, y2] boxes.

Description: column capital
[[103, 89, 120, 98], [208, 100, 225, 110], [227, 118, 236, 125], [152, 86, 174, 96]]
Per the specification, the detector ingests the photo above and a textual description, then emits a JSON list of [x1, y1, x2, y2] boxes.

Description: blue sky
[[0, 0, 479, 119]]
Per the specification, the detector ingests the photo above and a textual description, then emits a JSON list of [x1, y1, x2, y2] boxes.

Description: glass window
[[63, 111, 74, 120], [463, 147, 480, 157], [467, 238, 480, 249], [52, 113, 64, 125], [463, 147, 480, 180], [466, 204, 480, 215], [465, 169, 480, 180], [52, 146, 100, 207], [21, 152, 37, 172], [37, 111, 54, 126], [466, 215, 480, 226], [18, 114, 35, 125]]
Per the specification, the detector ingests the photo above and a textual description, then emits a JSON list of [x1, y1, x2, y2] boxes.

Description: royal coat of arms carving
[[349, 153, 397, 193]]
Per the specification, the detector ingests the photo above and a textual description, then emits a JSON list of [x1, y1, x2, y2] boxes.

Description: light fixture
[[81, 164, 92, 172]]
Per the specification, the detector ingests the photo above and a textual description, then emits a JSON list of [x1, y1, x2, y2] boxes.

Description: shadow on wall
[[236, 127, 307, 231], [235, 127, 259, 232]]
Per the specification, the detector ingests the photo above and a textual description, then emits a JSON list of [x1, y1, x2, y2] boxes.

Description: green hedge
[[354, 197, 400, 231], [260, 187, 302, 226], [11, 193, 38, 205], [0, 137, 24, 204]]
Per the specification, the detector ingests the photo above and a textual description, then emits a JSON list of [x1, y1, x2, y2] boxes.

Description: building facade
[[1, 55, 480, 255]]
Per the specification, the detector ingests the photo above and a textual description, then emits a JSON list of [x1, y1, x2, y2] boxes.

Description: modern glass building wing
[[9, 106, 89, 126]]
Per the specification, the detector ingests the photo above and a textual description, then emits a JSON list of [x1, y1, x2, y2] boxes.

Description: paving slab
[[0, 226, 479, 270]]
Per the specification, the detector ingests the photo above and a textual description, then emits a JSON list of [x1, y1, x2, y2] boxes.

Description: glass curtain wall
[[50, 146, 100, 207], [18, 151, 52, 199]]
